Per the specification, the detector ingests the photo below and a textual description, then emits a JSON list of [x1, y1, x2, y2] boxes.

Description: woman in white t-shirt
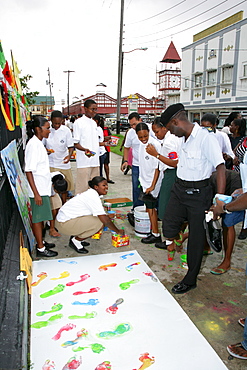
[[135, 122, 163, 245], [55, 176, 124, 254], [25, 116, 58, 258]]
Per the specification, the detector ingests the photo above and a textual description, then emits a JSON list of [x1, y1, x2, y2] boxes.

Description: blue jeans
[[132, 165, 144, 209], [242, 317, 247, 350], [99, 153, 107, 177]]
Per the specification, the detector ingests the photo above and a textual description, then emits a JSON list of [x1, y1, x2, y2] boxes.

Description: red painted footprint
[[66, 274, 90, 287], [73, 287, 100, 295], [52, 323, 76, 340]]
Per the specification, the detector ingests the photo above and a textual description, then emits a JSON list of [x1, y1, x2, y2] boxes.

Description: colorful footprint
[[61, 328, 88, 348], [40, 284, 65, 298], [36, 303, 63, 316], [106, 298, 124, 314], [72, 299, 99, 306], [95, 361, 111, 370], [133, 352, 155, 370], [50, 271, 70, 280], [68, 311, 97, 320], [62, 356, 82, 370], [98, 263, 117, 271], [97, 323, 131, 339], [52, 323, 76, 340], [73, 287, 100, 295], [73, 343, 105, 354], [31, 314, 63, 329], [126, 262, 141, 271], [58, 260, 78, 265], [119, 279, 139, 290], [42, 359, 56, 370], [143, 272, 158, 282], [31, 272, 47, 286], [66, 274, 90, 287], [120, 252, 135, 260]]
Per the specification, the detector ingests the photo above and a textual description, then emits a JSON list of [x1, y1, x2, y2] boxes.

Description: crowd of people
[[24, 101, 247, 359]]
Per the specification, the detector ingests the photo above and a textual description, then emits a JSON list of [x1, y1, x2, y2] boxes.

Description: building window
[[195, 73, 203, 88], [184, 78, 189, 89], [243, 63, 247, 77], [222, 66, 233, 83], [207, 70, 217, 85]]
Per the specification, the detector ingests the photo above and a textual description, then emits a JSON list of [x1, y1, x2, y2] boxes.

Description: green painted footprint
[[68, 311, 97, 320], [31, 314, 63, 329], [119, 279, 139, 290], [36, 303, 63, 316], [40, 284, 65, 298]]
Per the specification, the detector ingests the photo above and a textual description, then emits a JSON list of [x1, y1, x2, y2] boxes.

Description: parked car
[[111, 118, 130, 131]]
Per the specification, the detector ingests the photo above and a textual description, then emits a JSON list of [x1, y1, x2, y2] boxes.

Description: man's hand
[[210, 199, 224, 220], [121, 161, 128, 172], [63, 155, 70, 163]]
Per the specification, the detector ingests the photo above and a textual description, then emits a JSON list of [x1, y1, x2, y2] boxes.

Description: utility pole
[[47, 68, 53, 112], [116, 0, 124, 134], [63, 70, 75, 116]]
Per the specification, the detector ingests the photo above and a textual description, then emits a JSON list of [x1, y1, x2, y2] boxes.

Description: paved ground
[[33, 152, 247, 370]]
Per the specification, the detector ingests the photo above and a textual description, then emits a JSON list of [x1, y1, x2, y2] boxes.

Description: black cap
[[160, 103, 185, 126]]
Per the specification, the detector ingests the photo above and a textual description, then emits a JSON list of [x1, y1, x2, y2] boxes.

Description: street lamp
[[63, 70, 75, 116], [116, 47, 148, 134]]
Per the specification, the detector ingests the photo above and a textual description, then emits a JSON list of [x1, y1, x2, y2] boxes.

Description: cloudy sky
[[1, 0, 247, 109]]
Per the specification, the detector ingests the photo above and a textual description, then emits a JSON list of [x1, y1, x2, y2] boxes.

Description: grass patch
[[110, 134, 124, 156]]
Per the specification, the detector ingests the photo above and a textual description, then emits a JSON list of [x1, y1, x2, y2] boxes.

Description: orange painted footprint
[[50, 271, 70, 280], [32, 272, 47, 287], [133, 353, 155, 370], [98, 263, 117, 271]]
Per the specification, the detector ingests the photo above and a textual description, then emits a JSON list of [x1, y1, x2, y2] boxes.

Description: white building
[[180, 11, 247, 123]]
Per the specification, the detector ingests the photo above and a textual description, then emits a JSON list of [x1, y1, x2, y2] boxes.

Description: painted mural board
[[0, 140, 35, 248], [30, 250, 228, 370]]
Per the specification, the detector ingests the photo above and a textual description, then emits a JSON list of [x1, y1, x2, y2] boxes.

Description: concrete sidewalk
[[36, 152, 247, 369]]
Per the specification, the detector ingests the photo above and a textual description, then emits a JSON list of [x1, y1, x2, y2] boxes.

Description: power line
[[127, 0, 186, 25], [125, 0, 247, 45]]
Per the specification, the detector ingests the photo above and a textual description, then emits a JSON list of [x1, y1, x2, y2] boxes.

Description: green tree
[[20, 74, 39, 106]]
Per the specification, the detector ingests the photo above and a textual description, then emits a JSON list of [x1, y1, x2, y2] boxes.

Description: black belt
[[176, 177, 210, 188]]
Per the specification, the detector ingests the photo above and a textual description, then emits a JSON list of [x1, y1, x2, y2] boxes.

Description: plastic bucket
[[134, 206, 151, 237], [180, 254, 188, 269]]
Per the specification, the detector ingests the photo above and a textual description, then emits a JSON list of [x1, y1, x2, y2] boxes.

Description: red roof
[[160, 41, 181, 63]]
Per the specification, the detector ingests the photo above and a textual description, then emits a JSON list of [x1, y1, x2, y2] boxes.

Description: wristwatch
[[223, 204, 232, 214], [156, 154, 160, 159]]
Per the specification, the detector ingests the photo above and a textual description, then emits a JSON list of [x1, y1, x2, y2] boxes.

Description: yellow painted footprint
[[50, 271, 70, 280], [31, 272, 47, 287]]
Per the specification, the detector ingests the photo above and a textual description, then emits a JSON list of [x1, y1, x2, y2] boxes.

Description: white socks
[[72, 237, 84, 250]]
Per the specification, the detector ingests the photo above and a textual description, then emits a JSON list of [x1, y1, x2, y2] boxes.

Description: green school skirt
[[158, 169, 177, 220], [30, 196, 52, 223]]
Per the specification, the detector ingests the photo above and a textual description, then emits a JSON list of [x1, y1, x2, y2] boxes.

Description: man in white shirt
[[160, 103, 226, 294], [43, 110, 74, 205], [73, 99, 100, 194]]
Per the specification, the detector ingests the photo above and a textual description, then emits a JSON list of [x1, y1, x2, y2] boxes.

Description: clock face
[[170, 76, 180, 88]]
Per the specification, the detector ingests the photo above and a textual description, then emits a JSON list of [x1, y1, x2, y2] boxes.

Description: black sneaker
[[141, 234, 162, 244], [69, 236, 90, 247], [127, 212, 135, 227], [155, 241, 167, 250], [36, 248, 58, 257], [69, 238, 89, 254], [43, 241, 56, 249]]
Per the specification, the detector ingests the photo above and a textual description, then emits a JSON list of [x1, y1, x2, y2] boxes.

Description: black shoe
[[69, 239, 89, 254], [127, 212, 135, 227], [43, 241, 56, 249], [141, 234, 162, 244], [238, 230, 247, 240], [171, 282, 196, 294], [107, 180, 115, 184], [36, 248, 58, 257], [155, 241, 167, 250], [69, 236, 90, 247], [124, 168, 129, 175]]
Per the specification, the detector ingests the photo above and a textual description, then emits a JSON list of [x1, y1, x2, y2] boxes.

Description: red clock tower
[[158, 41, 181, 109]]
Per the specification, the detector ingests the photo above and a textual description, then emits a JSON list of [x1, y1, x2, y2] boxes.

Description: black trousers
[[163, 182, 213, 285]]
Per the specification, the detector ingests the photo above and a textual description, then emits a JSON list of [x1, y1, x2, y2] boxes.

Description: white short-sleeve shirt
[[43, 125, 74, 169], [124, 128, 140, 166], [215, 129, 234, 159], [97, 126, 106, 156], [73, 115, 100, 168], [159, 131, 182, 172], [56, 188, 105, 222], [25, 135, 51, 197], [138, 136, 163, 198], [177, 124, 224, 181]]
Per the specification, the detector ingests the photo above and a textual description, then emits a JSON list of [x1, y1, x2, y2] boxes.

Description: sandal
[[174, 231, 188, 252], [238, 318, 246, 328], [210, 267, 230, 275], [227, 343, 247, 359]]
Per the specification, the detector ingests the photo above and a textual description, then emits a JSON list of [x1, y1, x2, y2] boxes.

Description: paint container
[[104, 202, 112, 212], [134, 206, 151, 237], [91, 230, 103, 239], [112, 233, 130, 247], [180, 254, 188, 269]]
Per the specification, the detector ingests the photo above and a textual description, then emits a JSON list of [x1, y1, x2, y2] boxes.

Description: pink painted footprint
[[98, 263, 117, 271], [95, 360, 111, 369], [52, 323, 76, 340], [106, 298, 124, 314], [143, 272, 158, 282], [40, 284, 65, 298], [66, 274, 90, 286], [133, 352, 155, 370], [32, 272, 47, 286], [62, 356, 82, 370], [42, 359, 56, 370], [73, 287, 100, 295]]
